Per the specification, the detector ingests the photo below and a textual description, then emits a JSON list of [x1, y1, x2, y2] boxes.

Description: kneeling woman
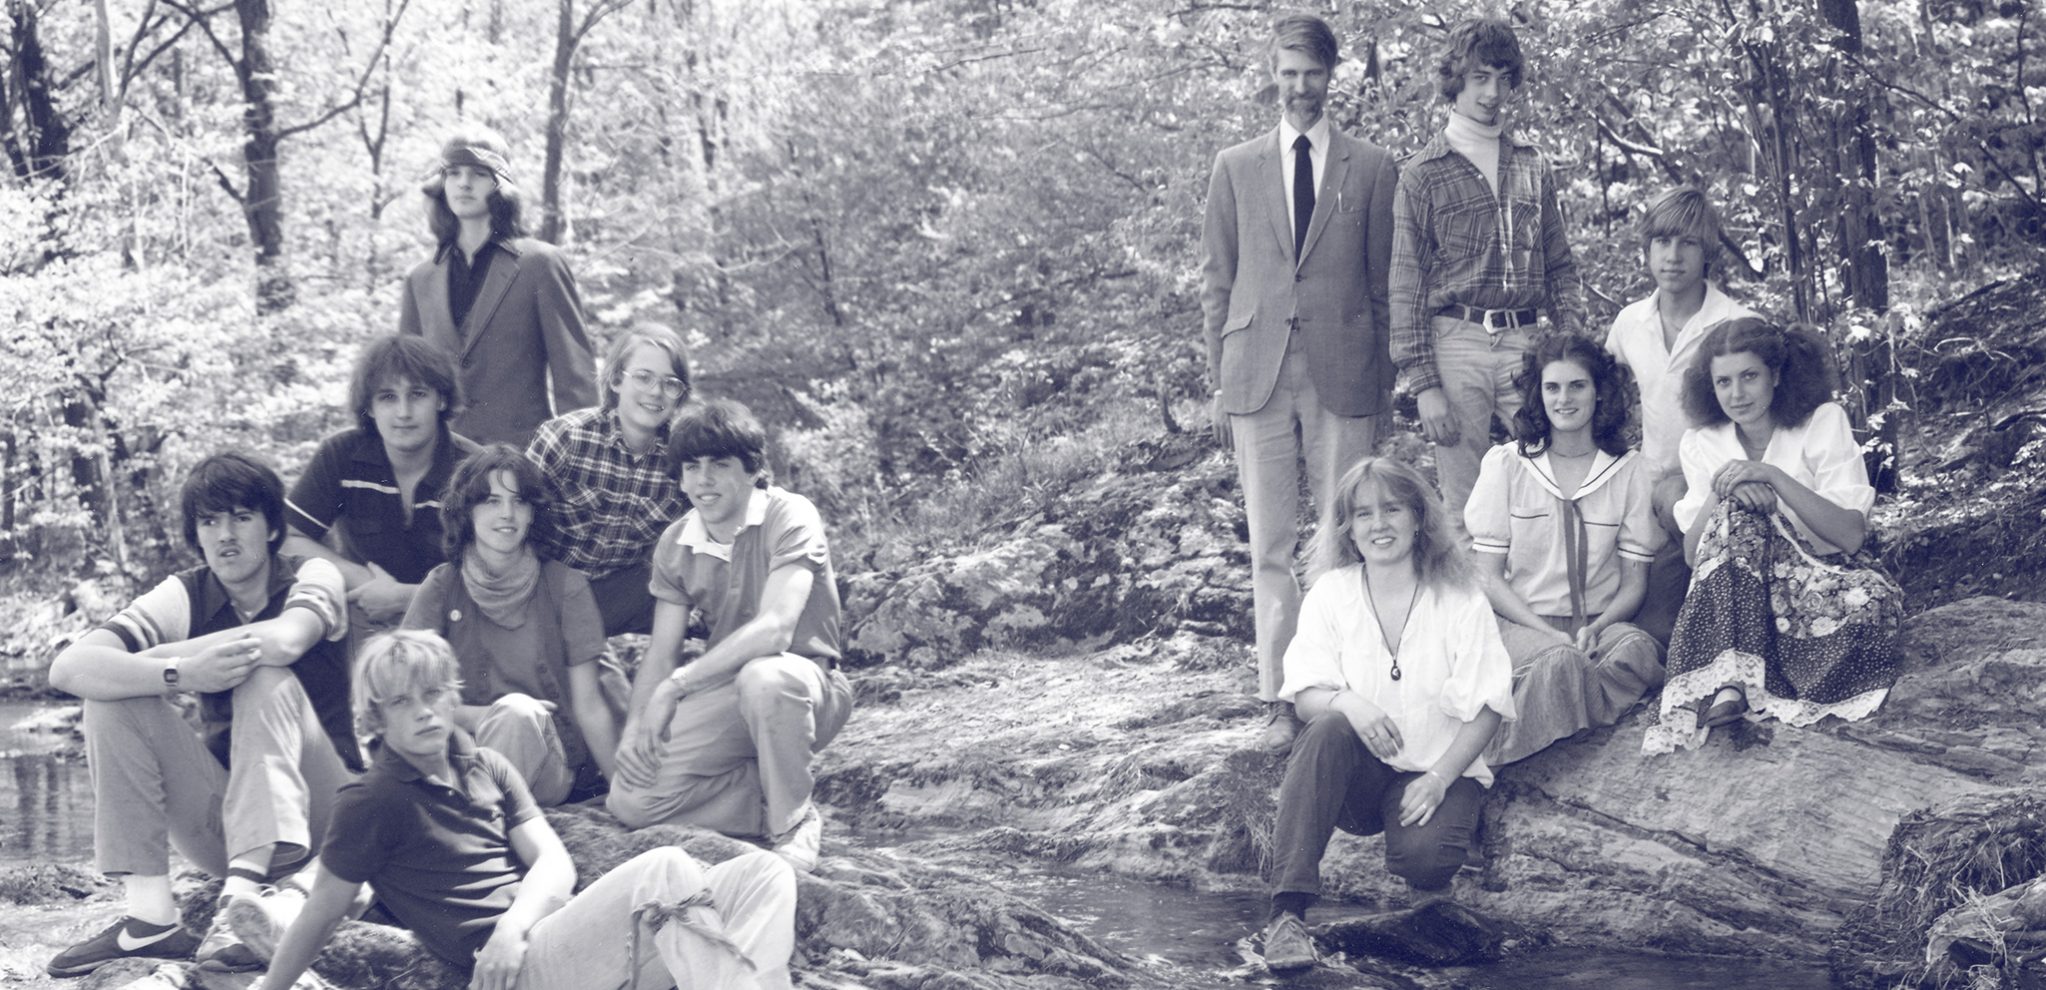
[[401, 445, 620, 803], [1643, 318, 1902, 754], [1467, 335, 1665, 765], [1262, 457, 1514, 975]]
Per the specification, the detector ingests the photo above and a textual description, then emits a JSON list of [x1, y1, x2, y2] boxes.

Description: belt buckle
[[1482, 308, 1512, 333]]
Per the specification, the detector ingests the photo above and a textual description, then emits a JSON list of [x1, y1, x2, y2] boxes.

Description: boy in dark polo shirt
[[244, 630, 795, 990], [606, 399, 855, 873], [44, 452, 357, 977], [284, 334, 478, 628]]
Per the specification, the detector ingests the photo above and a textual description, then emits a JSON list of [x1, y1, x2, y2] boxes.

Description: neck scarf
[[462, 545, 541, 629]]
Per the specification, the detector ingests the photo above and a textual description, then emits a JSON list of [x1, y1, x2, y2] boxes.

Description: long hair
[[1436, 17, 1524, 100], [1512, 333, 1633, 457], [439, 444, 556, 560], [348, 334, 462, 437], [1678, 317, 1838, 429], [1309, 456, 1472, 591], [419, 125, 528, 246]]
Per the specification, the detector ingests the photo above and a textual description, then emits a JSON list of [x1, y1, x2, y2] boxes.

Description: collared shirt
[[1277, 115, 1331, 238], [321, 731, 540, 970], [1673, 402, 1876, 555], [286, 426, 479, 584], [649, 486, 842, 663], [444, 240, 501, 332], [525, 407, 690, 579], [97, 553, 358, 769], [1604, 282, 1759, 475], [1278, 570, 1515, 787], [1390, 128, 1585, 396], [1465, 444, 1662, 618]]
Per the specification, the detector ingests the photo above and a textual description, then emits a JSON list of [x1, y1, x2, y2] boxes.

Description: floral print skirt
[[1641, 501, 1903, 755]]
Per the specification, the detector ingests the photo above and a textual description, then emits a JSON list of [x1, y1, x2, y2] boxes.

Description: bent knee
[[735, 656, 808, 711], [1384, 833, 1470, 890], [488, 693, 552, 722], [605, 786, 658, 829]]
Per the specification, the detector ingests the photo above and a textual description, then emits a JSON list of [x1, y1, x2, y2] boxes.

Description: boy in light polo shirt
[[243, 630, 796, 990], [1604, 186, 1758, 642], [606, 399, 855, 873]]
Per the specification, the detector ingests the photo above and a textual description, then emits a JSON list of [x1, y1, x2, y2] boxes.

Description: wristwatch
[[162, 659, 180, 688]]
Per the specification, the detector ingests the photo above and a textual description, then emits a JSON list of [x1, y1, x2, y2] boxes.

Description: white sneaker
[[224, 884, 308, 963], [770, 804, 823, 873]]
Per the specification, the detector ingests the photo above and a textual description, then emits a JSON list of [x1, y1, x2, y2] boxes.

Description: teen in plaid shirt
[[526, 323, 693, 635], [1390, 17, 1584, 538]]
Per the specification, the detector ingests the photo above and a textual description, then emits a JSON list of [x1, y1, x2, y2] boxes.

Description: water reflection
[[0, 703, 94, 866]]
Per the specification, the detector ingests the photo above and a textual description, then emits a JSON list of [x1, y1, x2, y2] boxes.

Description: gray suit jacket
[[1200, 126, 1398, 418], [399, 237, 598, 448]]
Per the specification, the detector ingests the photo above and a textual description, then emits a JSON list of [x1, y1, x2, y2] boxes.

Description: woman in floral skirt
[[1642, 317, 1903, 755]]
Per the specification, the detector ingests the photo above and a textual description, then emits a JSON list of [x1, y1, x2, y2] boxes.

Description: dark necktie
[[1292, 134, 1314, 260]]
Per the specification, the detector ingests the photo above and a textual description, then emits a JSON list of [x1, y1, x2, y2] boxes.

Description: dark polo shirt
[[286, 426, 478, 585], [320, 731, 540, 969]]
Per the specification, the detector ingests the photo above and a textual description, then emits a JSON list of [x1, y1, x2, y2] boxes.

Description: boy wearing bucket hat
[[400, 125, 598, 448]]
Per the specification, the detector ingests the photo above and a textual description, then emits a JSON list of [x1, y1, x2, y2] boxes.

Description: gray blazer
[[399, 237, 598, 447], [1199, 127, 1398, 418]]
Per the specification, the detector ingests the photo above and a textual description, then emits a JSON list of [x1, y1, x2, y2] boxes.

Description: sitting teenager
[[283, 334, 479, 629], [245, 630, 797, 990], [1466, 334, 1664, 765], [526, 323, 694, 636], [399, 444, 619, 805], [1642, 318, 1903, 754], [45, 452, 359, 977], [607, 399, 855, 873], [1261, 456, 1513, 976], [1603, 186, 1758, 643]]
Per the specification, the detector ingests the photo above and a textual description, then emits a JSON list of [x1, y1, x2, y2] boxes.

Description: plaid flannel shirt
[[1389, 131, 1585, 396], [525, 407, 689, 579]]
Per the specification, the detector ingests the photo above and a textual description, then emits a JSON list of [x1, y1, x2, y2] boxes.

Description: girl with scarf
[[401, 445, 619, 803], [1465, 334, 1665, 765], [1642, 319, 1902, 754]]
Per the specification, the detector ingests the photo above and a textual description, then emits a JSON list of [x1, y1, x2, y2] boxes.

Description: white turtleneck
[[1444, 110, 1504, 195]]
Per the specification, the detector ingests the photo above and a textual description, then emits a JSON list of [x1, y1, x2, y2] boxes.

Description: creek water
[[0, 703, 1841, 987]]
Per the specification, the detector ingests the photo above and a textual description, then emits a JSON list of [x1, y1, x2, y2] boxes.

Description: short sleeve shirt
[[286, 427, 479, 584], [321, 732, 540, 969], [1278, 570, 1515, 786], [1464, 444, 1663, 617], [648, 486, 842, 662]]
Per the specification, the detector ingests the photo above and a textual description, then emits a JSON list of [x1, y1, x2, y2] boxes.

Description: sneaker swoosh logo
[[115, 927, 172, 952]]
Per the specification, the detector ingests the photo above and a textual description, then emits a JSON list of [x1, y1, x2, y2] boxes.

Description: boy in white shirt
[[1603, 186, 1757, 641]]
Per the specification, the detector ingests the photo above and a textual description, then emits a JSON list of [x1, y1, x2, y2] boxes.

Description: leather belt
[[1438, 304, 1539, 331]]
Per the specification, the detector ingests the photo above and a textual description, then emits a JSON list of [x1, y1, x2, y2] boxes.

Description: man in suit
[[1201, 13, 1398, 755], [400, 125, 598, 448]]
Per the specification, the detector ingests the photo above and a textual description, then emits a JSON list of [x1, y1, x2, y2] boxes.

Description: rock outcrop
[[817, 596, 2046, 969]]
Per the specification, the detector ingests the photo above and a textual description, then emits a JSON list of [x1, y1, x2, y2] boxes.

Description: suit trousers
[[1231, 333, 1383, 701], [1430, 316, 1533, 543]]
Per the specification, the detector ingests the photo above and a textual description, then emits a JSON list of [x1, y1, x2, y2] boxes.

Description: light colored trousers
[[520, 848, 796, 990], [1231, 337, 1383, 701], [1482, 614, 1665, 766], [84, 666, 349, 877], [607, 654, 854, 837], [476, 693, 575, 807], [1430, 316, 1534, 543]]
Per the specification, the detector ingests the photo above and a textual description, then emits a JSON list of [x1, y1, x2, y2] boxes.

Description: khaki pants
[[606, 654, 853, 837], [520, 848, 795, 990], [476, 693, 575, 807], [85, 666, 349, 877]]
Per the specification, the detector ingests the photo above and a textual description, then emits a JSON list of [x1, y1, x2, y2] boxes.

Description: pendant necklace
[[1361, 566, 1422, 681]]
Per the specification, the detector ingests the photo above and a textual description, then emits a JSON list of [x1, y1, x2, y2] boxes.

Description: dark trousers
[[1271, 713, 1485, 901], [588, 561, 656, 636]]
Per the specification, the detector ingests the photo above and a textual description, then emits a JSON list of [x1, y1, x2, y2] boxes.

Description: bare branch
[[276, 0, 415, 142], [157, 0, 238, 67], [570, 0, 634, 47]]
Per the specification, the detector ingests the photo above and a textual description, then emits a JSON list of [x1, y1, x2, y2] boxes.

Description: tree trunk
[[539, 0, 577, 244], [4, 0, 71, 183], [234, 0, 293, 312]]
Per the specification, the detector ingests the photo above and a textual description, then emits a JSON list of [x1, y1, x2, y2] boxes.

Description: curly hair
[[1513, 333, 1633, 457], [1310, 455, 1473, 591], [1437, 17, 1524, 101], [440, 444, 556, 560], [1679, 317, 1839, 430]]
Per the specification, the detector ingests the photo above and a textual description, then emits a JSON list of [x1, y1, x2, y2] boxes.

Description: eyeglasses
[[622, 368, 687, 399]]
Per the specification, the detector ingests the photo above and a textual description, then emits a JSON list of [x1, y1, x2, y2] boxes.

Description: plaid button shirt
[[524, 407, 689, 578], [1389, 130, 1585, 396]]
